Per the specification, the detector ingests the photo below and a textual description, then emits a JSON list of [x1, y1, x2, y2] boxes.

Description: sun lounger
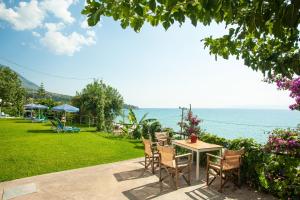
[[50, 118, 80, 133], [32, 116, 47, 123]]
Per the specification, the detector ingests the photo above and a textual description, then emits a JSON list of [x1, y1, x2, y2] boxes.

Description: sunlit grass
[[0, 119, 143, 182]]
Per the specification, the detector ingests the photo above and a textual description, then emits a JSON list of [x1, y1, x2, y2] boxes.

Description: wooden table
[[172, 140, 222, 181]]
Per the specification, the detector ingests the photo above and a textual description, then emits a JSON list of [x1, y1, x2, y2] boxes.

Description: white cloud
[[0, 0, 76, 30], [0, 0, 97, 55], [80, 19, 89, 29], [40, 0, 75, 24], [0, 0, 44, 30], [32, 31, 41, 37], [40, 25, 96, 56], [86, 30, 95, 37], [44, 22, 65, 31]]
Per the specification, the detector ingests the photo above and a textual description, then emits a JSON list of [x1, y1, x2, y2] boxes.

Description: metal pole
[[180, 109, 184, 134], [179, 106, 187, 139]]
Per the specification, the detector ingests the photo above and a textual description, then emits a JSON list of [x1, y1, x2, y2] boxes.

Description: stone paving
[[0, 158, 276, 200]]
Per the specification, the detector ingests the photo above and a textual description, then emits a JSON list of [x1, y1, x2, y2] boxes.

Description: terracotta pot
[[190, 133, 197, 143]]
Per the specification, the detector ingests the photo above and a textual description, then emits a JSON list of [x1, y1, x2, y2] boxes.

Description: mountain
[[18, 73, 39, 90], [15, 70, 73, 102]]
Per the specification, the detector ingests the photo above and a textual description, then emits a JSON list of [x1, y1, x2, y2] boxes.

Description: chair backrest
[[142, 138, 153, 156], [223, 148, 244, 157], [157, 145, 175, 167], [54, 118, 64, 129], [50, 120, 57, 127], [223, 148, 244, 168], [155, 132, 169, 140]]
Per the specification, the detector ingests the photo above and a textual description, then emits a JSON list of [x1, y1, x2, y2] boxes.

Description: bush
[[265, 128, 299, 157], [200, 132, 299, 199]]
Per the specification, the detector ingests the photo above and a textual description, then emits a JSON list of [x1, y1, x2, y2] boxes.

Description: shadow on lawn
[[27, 129, 54, 134], [14, 120, 33, 123]]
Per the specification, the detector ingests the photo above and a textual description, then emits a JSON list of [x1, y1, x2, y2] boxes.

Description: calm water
[[119, 108, 300, 143]]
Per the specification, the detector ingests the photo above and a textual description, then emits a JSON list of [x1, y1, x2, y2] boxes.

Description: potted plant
[[181, 110, 203, 143]]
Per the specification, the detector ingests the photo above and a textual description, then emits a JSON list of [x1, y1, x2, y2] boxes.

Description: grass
[[0, 118, 143, 182]]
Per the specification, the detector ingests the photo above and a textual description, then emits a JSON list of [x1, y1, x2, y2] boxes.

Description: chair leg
[[188, 165, 191, 185], [219, 170, 223, 192], [175, 169, 179, 190], [206, 166, 209, 186], [151, 157, 154, 174], [159, 163, 162, 182], [145, 155, 147, 169], [238, 168, 241, 187]]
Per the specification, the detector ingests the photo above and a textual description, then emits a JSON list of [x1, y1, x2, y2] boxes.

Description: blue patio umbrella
[[52, 104, 79, 113], [52, 104, 79, 125], [24, 103, 39, 109], [24, 104, 48, 118], [36, 104, 49, 110], [35, 104, 48, 118], [24, 103, 38, 118]]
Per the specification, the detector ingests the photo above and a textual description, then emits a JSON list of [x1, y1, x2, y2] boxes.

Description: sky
[[0, 0, 294, 108]]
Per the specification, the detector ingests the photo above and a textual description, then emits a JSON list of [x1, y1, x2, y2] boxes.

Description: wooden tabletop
[[173, 139, 222, 151]]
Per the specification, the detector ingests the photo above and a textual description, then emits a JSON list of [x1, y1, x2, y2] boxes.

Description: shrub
[[265, 128, 300, 157], [200, 132, 299, 199]]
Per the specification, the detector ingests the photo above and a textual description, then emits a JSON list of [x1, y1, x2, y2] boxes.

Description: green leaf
[[92, 9, 102, 26], [149, 0, 156, 12], [162, 21, 171, 30], [121, 20, 129, 29], [167, 0, 177, 9], [134, 5, 144, 16], [191, 15, 197, 27]]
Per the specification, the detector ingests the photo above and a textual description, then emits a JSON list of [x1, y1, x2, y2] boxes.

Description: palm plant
[[122, 108, 156, 139]]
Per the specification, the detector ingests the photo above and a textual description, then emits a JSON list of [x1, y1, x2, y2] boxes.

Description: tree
[[0, 66, 26, 116], [36, 98, 59, 108], [82, 0, 300, 78], [72, 80, 124, 131], [37, 82, 46, 98]]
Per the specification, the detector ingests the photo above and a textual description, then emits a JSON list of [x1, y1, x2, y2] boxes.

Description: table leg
[[196, 151, 200, 181], [191, 150, 194, 163]]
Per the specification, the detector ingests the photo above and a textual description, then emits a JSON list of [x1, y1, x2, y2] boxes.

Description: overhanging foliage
[[82, 0, 300, 78]]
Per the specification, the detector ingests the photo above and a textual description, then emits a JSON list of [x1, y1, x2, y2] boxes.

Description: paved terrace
[[0, 158, 276, 200]]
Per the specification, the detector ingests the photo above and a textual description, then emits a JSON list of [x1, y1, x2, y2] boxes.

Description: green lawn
[[0, 119, 143, 182]]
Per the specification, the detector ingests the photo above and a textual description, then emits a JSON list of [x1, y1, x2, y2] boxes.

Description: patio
[[0, 158, 275, 200]]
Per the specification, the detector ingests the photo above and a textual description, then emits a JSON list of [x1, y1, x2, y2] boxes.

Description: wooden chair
[[142, 138, 160, 174], [155, 132, 171, 146], [206, 148, 244, 192], [157, 145, 192, 190]]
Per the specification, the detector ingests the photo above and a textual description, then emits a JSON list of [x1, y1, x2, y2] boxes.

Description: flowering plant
[[276, 77, 300, 110], [179, 110, 203, 137], [265, 129, 300, 157]]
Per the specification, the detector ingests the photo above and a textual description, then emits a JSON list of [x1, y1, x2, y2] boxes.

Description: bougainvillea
[[179, 110, 203, 137], [265, 129, 300, 157], [276, 77, 300, 111]]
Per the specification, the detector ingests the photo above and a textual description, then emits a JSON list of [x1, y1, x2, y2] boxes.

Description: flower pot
[[190, 133, 197, 143]]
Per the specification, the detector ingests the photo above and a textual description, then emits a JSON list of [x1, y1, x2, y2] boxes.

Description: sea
[[119, 108, 300, 143]]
